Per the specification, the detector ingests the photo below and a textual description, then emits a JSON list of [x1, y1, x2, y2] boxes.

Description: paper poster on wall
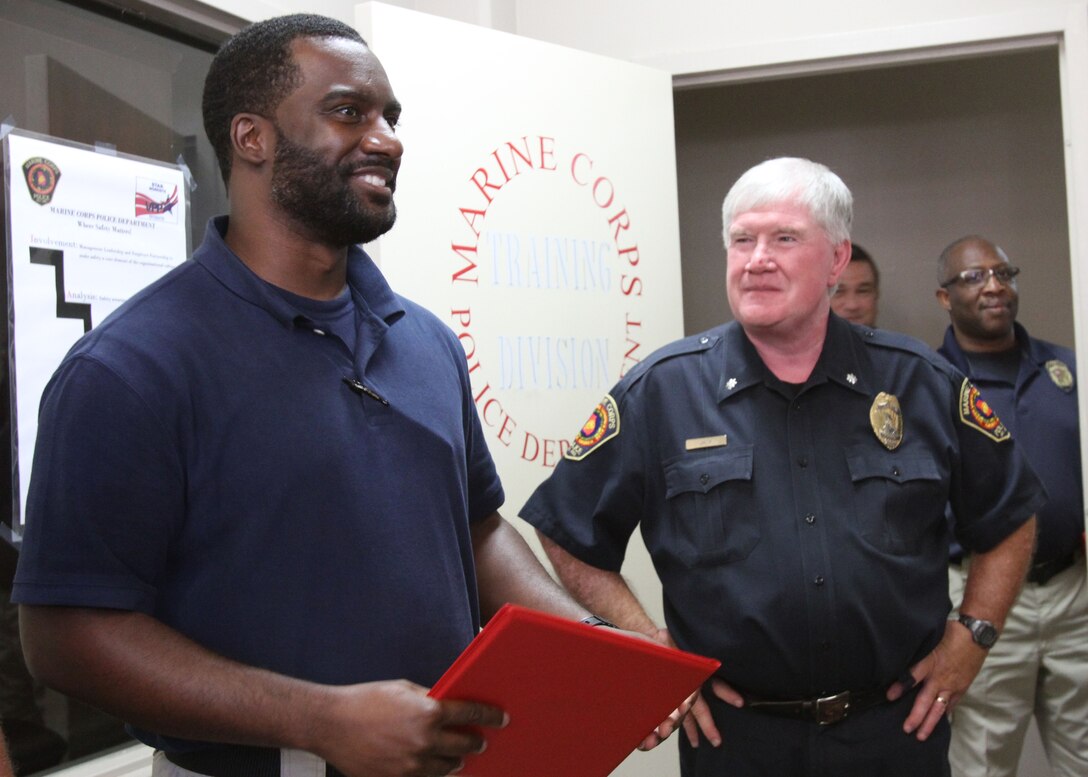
[[3, 129, 190, 535], [356, 3, 685, 526]]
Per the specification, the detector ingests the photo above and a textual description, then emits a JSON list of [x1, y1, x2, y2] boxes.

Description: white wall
[[198, 0, 1079, 58], [512, 0, 1077, 68]]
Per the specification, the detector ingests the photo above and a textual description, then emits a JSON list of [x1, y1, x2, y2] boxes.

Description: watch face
[[960, 614, 998, 648], [976, 623, 999, 648]]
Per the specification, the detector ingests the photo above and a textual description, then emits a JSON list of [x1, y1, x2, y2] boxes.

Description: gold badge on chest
[[870, 392, 903, 450]]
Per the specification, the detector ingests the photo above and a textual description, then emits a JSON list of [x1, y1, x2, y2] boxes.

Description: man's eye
[[336, 106, 360, 118]]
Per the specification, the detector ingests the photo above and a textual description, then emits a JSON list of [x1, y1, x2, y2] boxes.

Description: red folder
[[429, 603, 720, 777]]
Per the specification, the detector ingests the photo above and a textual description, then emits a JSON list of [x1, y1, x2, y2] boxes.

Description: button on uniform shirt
[[522, 315, 1044, 699], [939, 322, 1081, 566]]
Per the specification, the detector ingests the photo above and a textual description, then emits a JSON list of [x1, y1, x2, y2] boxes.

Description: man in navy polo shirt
[[13, 14, 610, 777], [521, 158, 1043, 776], [936, 235, 1087, 777]]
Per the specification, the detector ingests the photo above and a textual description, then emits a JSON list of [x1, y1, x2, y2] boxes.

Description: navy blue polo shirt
[[939, 323, 1081, 565], [522, 315, 1043, 699], [15, 217, 504, 750]]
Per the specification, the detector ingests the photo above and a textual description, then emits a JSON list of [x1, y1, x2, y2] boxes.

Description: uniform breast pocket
[[663, 445, 759, 566], [845, 446, 945, 555]]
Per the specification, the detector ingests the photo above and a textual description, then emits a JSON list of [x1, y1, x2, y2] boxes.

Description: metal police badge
[[869, 392, 903, 450], [1045, 359, 1074, 393], [23, 157, 61, 205], [564, 394, 620, 461], [958, 379, 1010, 442]]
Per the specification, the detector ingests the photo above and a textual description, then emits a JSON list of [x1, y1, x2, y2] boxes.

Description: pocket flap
[[664, 445, 754, 498], [846, 447, 940, 484]]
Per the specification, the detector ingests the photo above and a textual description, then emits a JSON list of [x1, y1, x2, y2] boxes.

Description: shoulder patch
[[1046, 359, 1075, 392], [958, 379, 1010, 442], [564, 394, 620, 461]]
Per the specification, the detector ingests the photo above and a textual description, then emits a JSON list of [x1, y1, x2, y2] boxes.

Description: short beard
[[270, 128, 396, 247]]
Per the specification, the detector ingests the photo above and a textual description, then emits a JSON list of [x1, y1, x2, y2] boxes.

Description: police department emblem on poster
[[22, 156, 61, 205]]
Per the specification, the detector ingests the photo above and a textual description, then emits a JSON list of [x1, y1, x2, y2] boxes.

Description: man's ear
[[935, 287, 951, 313], [229, 113, 274, 170], [827, 240, 852, 287]]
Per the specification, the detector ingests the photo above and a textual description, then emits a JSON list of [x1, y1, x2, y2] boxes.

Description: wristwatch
[[580, 615, 618, 629], [957, 614, 999, 649]]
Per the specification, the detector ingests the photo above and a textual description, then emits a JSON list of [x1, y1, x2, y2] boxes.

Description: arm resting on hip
[[891, 515, 1036, 742]]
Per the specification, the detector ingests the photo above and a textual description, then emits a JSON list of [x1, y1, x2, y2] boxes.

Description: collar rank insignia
[[869, 391, 903, 450], [564, 393, 620, 461], [1045, 360, 1075, 393], [958, 379, 1010, 442]]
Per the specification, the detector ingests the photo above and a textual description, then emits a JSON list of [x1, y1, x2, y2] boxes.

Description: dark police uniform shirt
[[522, 315, 1044, 699], [939, 323, 1081, 566]]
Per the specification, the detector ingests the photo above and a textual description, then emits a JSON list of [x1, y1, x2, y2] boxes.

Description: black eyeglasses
[[940, 266, 1020, 288]]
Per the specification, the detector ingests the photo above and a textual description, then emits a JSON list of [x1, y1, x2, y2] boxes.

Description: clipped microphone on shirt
[[342, 376, 389, 406]]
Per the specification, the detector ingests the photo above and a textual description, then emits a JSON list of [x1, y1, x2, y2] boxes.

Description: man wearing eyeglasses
[[936, 234, 1087, 777]]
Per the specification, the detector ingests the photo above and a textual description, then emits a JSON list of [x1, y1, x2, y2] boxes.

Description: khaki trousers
[[948, 557, 1088, 777]]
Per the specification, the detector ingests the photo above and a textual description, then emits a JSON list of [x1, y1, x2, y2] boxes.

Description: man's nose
[[361, 118, 403, 158], [747, 242, 775, 270]]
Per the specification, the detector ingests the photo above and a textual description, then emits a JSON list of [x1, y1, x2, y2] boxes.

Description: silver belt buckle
[[815, 691, 851, 725]]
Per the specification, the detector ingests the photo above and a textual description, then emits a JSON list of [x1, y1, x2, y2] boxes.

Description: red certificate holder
[[429, 603, 720, 777]]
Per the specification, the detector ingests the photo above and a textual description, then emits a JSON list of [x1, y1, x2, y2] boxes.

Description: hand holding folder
[[429, 604, 720, 777]]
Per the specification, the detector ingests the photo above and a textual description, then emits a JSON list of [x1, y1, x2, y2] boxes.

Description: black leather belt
[[744, 689, 886, 726], [1026, 551, 1078, 585], [164, 746, 346, 777]]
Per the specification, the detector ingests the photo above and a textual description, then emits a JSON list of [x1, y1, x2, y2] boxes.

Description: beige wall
[[674, 47, 1072, 348]]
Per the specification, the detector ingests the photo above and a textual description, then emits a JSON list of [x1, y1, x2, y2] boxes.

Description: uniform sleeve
[[948, 377, 1048, 553], [519, 387, 646, 572], [13, 355, 185, 612]]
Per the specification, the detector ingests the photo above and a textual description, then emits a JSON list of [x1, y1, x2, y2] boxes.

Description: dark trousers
[[680, 688, 951, 777]]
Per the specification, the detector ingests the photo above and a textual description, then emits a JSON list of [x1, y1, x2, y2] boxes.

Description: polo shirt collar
[[717, 313, 872, 402], [193, 216, 406, 329]]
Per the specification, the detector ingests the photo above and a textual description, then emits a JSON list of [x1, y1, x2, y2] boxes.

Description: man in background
[[831, 243, 880, 326], [522, 157, 1042, 776], [936, 234, 1087, 777]]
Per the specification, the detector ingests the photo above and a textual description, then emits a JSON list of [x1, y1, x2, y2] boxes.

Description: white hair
[[721, 157, 853, 247]]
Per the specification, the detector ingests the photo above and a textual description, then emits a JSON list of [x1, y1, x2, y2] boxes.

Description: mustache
[[342, 156, 399, 176]]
